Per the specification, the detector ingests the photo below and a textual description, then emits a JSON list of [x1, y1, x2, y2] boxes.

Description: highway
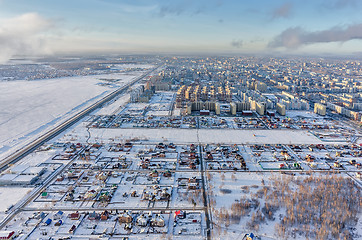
[[0, 65, 162, 172]]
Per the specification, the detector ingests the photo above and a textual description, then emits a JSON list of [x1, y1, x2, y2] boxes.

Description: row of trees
[[270, 174, 361, 239]]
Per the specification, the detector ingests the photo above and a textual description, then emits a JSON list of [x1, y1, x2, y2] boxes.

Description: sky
[[1, 0, 362, 62]]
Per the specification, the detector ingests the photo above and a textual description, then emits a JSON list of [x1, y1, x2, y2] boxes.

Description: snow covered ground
[[0, 187, 33, 221], [83, 128, 328, 145], [0, 68, 152, 160]]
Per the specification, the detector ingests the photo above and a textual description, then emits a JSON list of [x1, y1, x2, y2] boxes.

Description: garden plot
[[114, 116, 182, 128], [173, 212, 204, 236], [207, 161, 242, 170], [44, 184, 69, 193], [98, 156, 133, 170], [203, 145, 247, 170], [91, 217, 117, 235], [291, 144, 333, 161], [305, 161, 329, 170], [180, 116, 197, 128], [133, 172, 174, 186], [35, 191, 65, 202], [171, 172, 203, 209], [88, 115, 116, 128], [106, 174, 124, 185], [138, 159, 177, 171], [258, 161, 287, 170], [74, 217, 97, 235], [340, 160, 362, 171], [199, 117, 230, 129], [145, 92, 174, 116], [312, 130, 352, 142], [134, 173, 160, 185], [55, 214, 84, 235], [119, 102, 148, 116], [175, 172, 202, 191], [115, 211, 170, 235], [207, 172, 267, 209], [233, 117, 266, 129], [27, 213, 67, 237], [251, 150, 275, 162], [109, 185, 150, 208]]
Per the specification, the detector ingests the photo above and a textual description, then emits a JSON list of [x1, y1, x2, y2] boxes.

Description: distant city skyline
[[1, 0, 362, 62]]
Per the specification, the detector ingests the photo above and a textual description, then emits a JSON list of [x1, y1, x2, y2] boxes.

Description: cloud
[[272, 2, 292, 19], [268, 24, 362, 49], [158, 5, 186, 17], [71, 25, 106, 34], [231, 39, 243, 48], [157, 0, 222, 17], [322, 0, 357, 9], [0, 13, 53, 63], [97, 1, 157, 13], [158, 4, 203, 17]]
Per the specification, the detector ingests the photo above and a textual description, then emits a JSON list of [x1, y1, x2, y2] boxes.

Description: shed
[[119, 211, 132, 223], [55, 220, 63, 226], [69, 212, 80, 220], [54, 211, 64, 220], [242, 110, 253, 116], [175, 210, 186, 219], [150, 214, 165, 227], [88, 211, 99, 220], [200, 109, 210, 115], [136, 215, 148, 227], [44, 218, 52, 226]]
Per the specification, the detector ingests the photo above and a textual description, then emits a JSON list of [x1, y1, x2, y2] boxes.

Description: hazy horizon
[[1, 0, 362, 63]]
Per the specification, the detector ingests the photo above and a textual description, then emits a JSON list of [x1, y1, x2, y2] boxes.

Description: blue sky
[[0, 0, 362, 59]]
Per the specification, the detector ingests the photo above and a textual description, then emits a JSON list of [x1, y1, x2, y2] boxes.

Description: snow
[[85, 128, 328, 145], [285, 110, 320, 118], [95, 94, 130, 115], [0, 70, 148, 159], [0, 187, 33, 218]]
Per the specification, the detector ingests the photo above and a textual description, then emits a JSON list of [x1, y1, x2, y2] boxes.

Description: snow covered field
[[0, 68, 152, 160], [84, 128, 327, 145], [0, 187, 33, 222]]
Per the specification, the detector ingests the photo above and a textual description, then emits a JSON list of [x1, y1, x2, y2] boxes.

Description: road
[[22, 206, 205, 212], [199, 144, 211, 240]]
